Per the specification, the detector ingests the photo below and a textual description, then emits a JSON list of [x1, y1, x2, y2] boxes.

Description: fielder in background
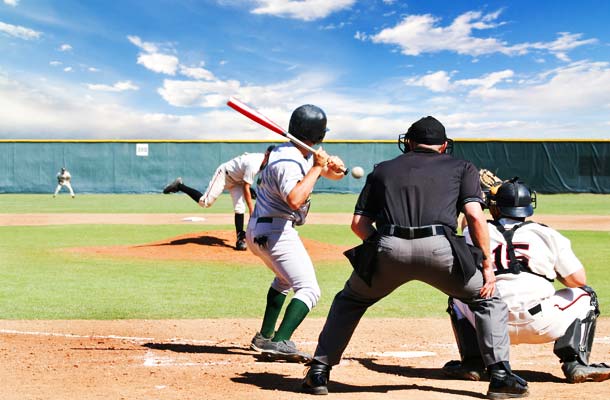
[[53, 167, 75, 198], [247, 104, 346, 362], [444, 178, 610, 384], [163, 145, 274, 251], [302, 116, 528, 399]]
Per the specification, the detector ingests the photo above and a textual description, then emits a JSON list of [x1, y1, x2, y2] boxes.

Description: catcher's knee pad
[[553, 287, 599, 366], [447, 298, 482, 361]]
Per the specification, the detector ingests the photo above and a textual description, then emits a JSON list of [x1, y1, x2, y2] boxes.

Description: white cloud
[[3, 0, 19, 6], [88, 67, 100, 72], [0, 21, 41, 40], [49, 61, 62, 67], [354, 31, 367, 41], [136, 52, 179, 75], [370, 10, 596, 60], [63, 67, 72, 72], [59, 43, 72, 52], [87, 81, 139, 92], [128, 35, 179, 75], [405, 70, 454, 92], [179, 65, 215, 81], [251, 0, 356, 21]]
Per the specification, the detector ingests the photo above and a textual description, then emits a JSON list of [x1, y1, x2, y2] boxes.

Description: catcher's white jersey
[[457, 217, 591, 344], [465, 218, 583, 311]]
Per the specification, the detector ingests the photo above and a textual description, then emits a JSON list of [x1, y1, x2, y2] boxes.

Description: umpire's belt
[[380, 224, 445, 240]]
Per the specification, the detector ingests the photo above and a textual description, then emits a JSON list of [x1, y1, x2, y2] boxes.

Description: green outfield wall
[[0, 140, 608, 194]]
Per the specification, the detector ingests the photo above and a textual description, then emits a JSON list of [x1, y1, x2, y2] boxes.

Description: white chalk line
[[0, 329, 216, 345]]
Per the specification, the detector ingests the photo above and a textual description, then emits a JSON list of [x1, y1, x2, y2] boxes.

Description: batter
[[246, 104, 345, 362]]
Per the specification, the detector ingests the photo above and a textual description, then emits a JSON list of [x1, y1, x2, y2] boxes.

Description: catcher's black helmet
[[288, 104, 328, 144], [489, 177, 536, 218]]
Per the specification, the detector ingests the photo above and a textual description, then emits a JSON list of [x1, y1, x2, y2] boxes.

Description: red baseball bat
[[227, 97, 349, 175], [227, 96, 316, 153]]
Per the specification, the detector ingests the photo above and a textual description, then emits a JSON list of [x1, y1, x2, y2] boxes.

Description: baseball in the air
[[351, 166, 364, 179]]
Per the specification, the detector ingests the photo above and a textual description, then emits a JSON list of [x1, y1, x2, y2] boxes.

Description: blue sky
[[1, 0, 609, 140]]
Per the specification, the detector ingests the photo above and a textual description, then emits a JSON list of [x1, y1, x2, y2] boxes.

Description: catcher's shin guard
[[447, 298, 482, 362], [553, 286, 600, 366]]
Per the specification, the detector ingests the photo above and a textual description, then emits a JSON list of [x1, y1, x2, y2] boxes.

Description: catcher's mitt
[[479, 168, 503, 190]]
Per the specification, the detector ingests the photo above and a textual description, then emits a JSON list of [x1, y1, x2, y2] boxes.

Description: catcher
[[445, 177, 610, 383], [53, 167, 75, 198]]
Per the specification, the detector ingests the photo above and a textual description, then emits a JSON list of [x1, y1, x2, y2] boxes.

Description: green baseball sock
[[272, 298, 310, 342], [260, 287, 286, 339]]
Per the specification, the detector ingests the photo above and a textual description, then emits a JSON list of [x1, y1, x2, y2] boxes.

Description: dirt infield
[[1, 213, 609, 399], [1, 318, 609, 400]]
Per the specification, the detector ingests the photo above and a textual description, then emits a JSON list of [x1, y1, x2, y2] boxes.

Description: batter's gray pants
[[313, 234, 510, 367]]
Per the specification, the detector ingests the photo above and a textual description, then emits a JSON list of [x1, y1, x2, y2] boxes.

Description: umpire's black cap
[[406, 116, 447, 145]]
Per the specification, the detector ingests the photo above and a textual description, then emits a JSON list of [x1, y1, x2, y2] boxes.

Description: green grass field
[[0, 193, 609, 320]]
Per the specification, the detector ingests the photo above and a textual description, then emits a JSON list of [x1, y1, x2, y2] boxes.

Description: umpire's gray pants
[[313, 234, 510, 367]]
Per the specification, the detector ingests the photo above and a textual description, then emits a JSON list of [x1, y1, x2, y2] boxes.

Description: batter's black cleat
[[163, 177, 183, 194], [442, 359, 486, 381], [486, 369, 529, 399], [259, 340, 311, 363], [302, 362, 330, 395], [250, 331, 271, 352], [562, 361, 610, 383]]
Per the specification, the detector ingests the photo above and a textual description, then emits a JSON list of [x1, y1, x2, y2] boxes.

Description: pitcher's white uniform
[[53, 168, 75, 198], [246, 143, 320, 310], [454, 218, 593, 344], [200, 152, 265, 214]]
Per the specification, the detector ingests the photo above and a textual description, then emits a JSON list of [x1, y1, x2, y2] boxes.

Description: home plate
[[182, 216, 205, 222], [366, 351, 436, 358]]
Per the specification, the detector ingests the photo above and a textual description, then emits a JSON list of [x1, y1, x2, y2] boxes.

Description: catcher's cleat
[[258, 340, 312, 363], [486, 369, 529, 399], [163, 177, 183, 194], [249, 332, 271, 352], [442, 359, 486, 381], [302, 362, 331, 395], [562, 361, 610, 383]]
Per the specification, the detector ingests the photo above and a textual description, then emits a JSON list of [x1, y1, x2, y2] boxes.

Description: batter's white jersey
[[246, 143, 320, 310], [199, 152, 265, 213], [455, 218, 592, 344], [251, 143, 314, 225]]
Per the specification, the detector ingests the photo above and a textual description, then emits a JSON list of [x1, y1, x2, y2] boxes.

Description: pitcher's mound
[[68, 230, 350, 264]]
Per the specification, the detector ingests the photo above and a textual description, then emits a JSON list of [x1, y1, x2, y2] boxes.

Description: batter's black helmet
[[489, 177, 536, 218], [288, 104, 328, 144]]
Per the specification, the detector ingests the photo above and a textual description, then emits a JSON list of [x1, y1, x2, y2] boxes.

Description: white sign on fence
[[136, 143, 149, 157]]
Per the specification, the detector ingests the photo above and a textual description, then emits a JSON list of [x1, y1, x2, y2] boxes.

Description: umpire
[[301, 116, 529, 399]]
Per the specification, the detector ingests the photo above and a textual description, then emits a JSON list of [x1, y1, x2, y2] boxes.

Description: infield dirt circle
[[1, 213, 609, 400]]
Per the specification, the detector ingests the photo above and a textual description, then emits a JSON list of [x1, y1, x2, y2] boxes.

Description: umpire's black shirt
[[354, 149, 483, 232]]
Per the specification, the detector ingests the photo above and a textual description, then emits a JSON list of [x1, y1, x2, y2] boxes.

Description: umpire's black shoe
[[486, 369, 529, 399], [302, 362, 330, 395], [163, 177, 183, 194]]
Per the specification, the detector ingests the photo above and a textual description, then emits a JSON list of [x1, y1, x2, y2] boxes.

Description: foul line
[[0, 329, 216, 345]]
